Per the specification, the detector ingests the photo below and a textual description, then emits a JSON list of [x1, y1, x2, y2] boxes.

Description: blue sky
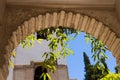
[[66, 32, 117, 80]]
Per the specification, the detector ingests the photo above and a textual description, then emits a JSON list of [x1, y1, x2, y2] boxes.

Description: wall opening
[[5, 11, 120, 80], [7, 28, 117, 80], [34, 66, 48, 80]]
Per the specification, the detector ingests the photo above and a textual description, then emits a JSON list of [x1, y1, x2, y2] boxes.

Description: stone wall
[[0, 0, 6, 25], [13, 65, 34, 80], [116, 0, 120, 21], [13, 62, 69, 80], [0, 0, 6, 52], [0, 0, 9, 80]]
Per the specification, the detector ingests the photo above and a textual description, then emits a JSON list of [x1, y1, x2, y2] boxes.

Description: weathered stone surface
[[0, 70, 5, 80], [116, 0, 120, 22], [52, 12, 58, 27], [80, 16, 88, 31], [0, 0, 6, 25], [58, 11, 66, 26], [74, 14, 80, 29]]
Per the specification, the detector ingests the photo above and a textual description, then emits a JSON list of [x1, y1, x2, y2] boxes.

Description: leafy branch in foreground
[[83, 52, 109, 80], [38, 27, 77, 79], [9, 50, 16, 68], [20, 27, 78, 80], [21, 34, 43, 48], [85, 34, 109, 79], [9, 26, 119, 80], [100, 72, 120, 80]]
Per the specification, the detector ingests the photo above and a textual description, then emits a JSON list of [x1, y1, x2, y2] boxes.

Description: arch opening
[[5, 11, 120, 80], [7, 27, 117, 80]]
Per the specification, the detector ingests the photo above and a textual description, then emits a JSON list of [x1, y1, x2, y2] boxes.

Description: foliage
[[38, 27, 77, 77], [20, 27, 78, 80], [100, 72, 120, 80], [84, 34, 120, 80], [40, 71, 52, 80], [83, 52, 93, 80], [21, 34, 42, 48], [84, 34, 109, 77], [9, 26, 119, 80], [9, 50, 16, 68], [83, 52, 91, 70], [100, 66, 120, 80], [115, 66, 119, 73], [83, 52, 109, 80]]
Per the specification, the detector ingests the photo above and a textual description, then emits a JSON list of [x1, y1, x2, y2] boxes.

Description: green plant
[[9, 27, 118, 80]]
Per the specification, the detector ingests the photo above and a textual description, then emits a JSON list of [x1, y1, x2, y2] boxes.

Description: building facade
[[13, 62, 70, 80]]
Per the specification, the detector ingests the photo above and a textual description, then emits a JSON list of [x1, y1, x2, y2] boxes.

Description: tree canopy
[[83, 52, 109, 80]]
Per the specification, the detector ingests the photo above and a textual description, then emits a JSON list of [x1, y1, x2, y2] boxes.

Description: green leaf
[[12, 51, 16, 58], [9, 60, 14, 69], [52, 66, 56, 71], [47, 65, 52, 69], [46, 73, 52, 80], [85, 36, 89, 44], [44, 73, 46, 80], [37, 39, 43, 44], [21, 34, 36, 48], [40, 73, 44, 79]]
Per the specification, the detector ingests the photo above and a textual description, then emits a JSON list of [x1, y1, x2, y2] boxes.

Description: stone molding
[[7, 2, 115, 10]]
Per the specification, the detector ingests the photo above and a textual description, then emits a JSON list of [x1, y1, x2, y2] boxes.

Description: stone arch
[[5, 11, 120, 70]]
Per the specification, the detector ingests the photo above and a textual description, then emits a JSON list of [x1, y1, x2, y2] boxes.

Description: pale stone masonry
[[13, 62, 70, 80]]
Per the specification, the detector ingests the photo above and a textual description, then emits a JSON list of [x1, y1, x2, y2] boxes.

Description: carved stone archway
[[3, 11, 120, 80]]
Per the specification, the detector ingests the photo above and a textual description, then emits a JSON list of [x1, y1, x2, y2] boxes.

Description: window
[[34, 66, 48, 80]]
